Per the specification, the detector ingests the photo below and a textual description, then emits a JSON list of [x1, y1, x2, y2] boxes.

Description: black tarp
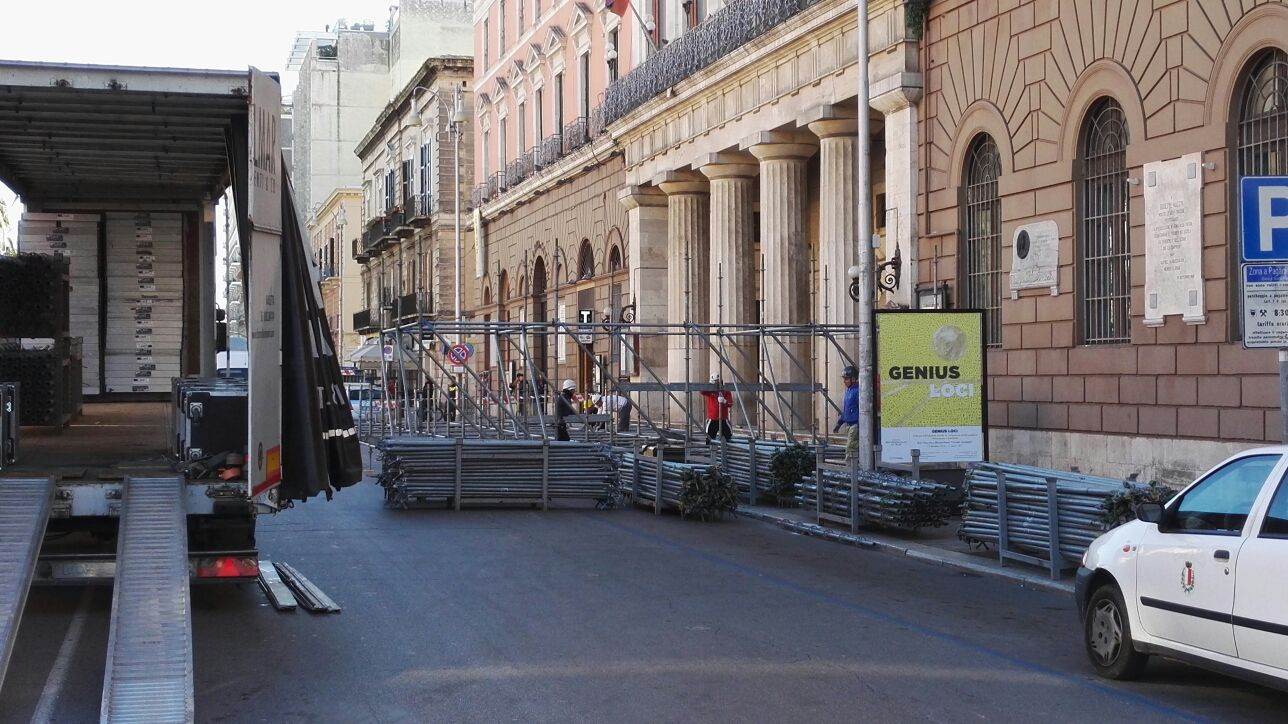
[[226, 116, 361, 500], [279, 170, 363, 499]]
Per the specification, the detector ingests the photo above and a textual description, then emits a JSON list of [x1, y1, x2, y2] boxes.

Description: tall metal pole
[[853, 0, 874, 532]]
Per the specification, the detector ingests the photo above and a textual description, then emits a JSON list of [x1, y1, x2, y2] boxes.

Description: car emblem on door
[[1181, 561, 1195, 593]]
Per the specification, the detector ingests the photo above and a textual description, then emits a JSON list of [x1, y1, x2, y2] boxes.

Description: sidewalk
[[737, 504, 1075, 594]]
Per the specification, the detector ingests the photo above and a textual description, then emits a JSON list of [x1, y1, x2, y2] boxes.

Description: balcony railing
[[539, 133, 564, 168], [410, 192, 434, 225], [562, 117, 589, 155], [383, 209, 405, 239], [353, 237, 369, 262], [600, 0, 825, 128], [353, 308, 376, 334], [361, 216, 384, 253], [395, 291, 431, 319]]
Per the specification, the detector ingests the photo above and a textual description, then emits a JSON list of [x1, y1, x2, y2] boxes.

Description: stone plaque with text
[[1143, 152, 1206, 326]]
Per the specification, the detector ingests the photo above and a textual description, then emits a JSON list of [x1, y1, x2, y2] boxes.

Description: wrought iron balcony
[[392, 205, 414, 238], [395, 291, 431, 320], [601, 0, 825, 128], [538, 133, 564, 168], [353, 308, 377, 334], [353, 237, 370, 263], [361, 217, 385, 254], [562, 117, 589, 154], [471, 185, 487, 208], [410, 192, 434, 226]]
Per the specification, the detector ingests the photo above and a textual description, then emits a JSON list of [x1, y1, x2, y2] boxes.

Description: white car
[[1077, 447, 1288, 691]]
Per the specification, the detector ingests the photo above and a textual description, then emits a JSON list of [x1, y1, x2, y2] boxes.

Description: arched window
[[1234, 48, 1288, 336], [1077, 98, 1131, 345], [608, 245, 623, 272], [499, 269, 510, 301], [577, 239, 595, 280], [960, 134, 1002, 348]]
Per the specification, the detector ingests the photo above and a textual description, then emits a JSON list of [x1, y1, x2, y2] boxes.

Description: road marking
[[30, 588, 93, 724]]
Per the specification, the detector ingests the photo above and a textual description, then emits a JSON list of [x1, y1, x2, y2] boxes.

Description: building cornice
[[355, 55, 474, 159]]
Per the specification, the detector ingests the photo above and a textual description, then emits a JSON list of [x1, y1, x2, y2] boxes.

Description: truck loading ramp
[[0, 477, 54, 690], [100, 475, 194, 723]]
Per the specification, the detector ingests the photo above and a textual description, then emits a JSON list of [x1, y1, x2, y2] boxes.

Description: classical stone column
[[746, 132, 817, 433], [807, 112, 859, 427], [871, 81, 922, 307], [618, 185, 669, 417], [698, 152, 759, 427], [658, 171, 711, 424]]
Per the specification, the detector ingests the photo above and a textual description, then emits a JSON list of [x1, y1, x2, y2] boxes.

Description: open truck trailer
[[0, 60, 361, 720]]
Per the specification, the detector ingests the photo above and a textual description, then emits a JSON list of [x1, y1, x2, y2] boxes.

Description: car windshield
[[1172, 454, 1279, 534]]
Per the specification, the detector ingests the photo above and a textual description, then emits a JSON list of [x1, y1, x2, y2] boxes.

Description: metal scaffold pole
[[853, 0, 875, 532]]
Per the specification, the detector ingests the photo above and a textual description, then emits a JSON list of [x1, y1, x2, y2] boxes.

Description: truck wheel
[[1084, 583, 1148, 680]]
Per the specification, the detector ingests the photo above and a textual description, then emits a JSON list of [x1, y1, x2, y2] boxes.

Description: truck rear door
[[246, 67, 282, 498]]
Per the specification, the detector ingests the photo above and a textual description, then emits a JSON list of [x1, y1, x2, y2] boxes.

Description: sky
[[0, 0, 399, 250]]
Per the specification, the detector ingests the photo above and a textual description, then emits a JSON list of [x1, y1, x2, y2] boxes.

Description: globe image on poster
[[932, 324, 966, 361]]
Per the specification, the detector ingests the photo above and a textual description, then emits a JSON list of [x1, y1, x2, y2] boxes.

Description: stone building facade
[[919, 0, 1288, 482], [354, 56, 475, 365], [309, 187, 364, 362]]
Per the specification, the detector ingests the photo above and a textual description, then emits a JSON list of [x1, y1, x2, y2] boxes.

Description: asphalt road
[[3, 471, 1286, 722]]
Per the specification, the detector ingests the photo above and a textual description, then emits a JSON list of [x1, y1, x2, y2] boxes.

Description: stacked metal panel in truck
[[16, 213, 102, 395], [104, 212, 183, 394]]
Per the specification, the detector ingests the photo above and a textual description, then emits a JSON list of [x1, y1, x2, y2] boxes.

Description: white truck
[[1078, 447, 1288, 691], [0, 60, 360, 721]]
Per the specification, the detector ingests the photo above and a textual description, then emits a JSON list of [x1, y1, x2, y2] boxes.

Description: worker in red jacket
[[701, 372, 733, 443]]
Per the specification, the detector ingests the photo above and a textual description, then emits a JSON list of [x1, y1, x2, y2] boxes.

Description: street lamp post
[[852, 0, 874, 534]]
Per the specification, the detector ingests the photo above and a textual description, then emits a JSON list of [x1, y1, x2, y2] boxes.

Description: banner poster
[[876, 311, 986, 464]]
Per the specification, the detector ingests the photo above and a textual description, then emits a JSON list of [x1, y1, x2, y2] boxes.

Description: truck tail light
[[194, 556, 259, 579]]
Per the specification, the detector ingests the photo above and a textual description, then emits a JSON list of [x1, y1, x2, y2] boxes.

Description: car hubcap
[[1090, 599, 1123, 664]]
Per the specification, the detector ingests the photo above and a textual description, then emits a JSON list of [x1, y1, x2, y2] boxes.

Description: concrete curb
[[737, 508, 1074, 595]]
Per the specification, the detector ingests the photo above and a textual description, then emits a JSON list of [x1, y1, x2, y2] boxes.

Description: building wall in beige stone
[[462, 153, 630, 390], [920, 0, 1288, 462]]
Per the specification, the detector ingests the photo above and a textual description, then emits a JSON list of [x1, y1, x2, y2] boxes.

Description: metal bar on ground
[[257, 561, 298, 612], [273, 562, 341, 614]]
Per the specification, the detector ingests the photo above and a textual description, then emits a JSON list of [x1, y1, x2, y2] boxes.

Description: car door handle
[[1214, 549, 1231, 561]]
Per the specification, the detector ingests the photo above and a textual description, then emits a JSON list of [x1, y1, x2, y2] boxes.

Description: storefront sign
[[876, 311, 986, 464], [1143, 152, 1205, 326]]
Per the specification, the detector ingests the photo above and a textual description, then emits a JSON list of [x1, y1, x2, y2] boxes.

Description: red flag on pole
[[605, 0, 630, 17]]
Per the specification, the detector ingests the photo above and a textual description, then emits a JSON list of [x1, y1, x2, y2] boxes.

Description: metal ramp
[[0, 476, 54, 690], [100, 476, 194, 724]]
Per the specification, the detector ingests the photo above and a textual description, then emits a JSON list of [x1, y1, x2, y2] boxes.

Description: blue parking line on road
[[591, 515, 1209, 724]]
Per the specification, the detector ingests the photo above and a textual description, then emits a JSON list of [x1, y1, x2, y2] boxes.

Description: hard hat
[[842, 365, 859, 379], [562, 379, 576, 391]]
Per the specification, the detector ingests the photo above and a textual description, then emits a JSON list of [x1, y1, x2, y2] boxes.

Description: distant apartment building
[[353, 56, 474, 362], [309, 188, 364, 362], [289, 21, 391, 216]]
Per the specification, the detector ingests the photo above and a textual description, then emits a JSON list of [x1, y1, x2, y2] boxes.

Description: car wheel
[[1084, 583, 1149, 680]]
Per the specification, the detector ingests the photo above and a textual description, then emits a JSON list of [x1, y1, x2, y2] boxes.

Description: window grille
[[1235, 49, 1288, 337], [1077, 99, 1131, 345], [960, 134, 1002, 347]]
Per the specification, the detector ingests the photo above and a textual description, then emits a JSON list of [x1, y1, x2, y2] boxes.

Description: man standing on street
[[833, 365, 861, 462], [555, 379, 578, 441], [701, 372, 733, 443]]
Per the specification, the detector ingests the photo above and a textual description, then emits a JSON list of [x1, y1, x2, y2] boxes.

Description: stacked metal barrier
[[797, 467, 959, 531], [0, 339, 81, 426], [619, 453, 711, 513], [377, 437, 619, 508], [958, 462, 1138, 578]]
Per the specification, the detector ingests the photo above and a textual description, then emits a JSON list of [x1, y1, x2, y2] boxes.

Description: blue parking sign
[[1241, 176, 1288, 261]]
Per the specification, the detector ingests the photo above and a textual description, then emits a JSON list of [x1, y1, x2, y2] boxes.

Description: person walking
[[445, 380, 460, 422], [833, 365, 861, 463], [510, 372, 529, 416], [554, 379, 577, 442], [700, 372, 733, 443]]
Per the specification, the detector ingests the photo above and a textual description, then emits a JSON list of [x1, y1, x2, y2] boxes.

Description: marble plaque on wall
[[1008, 220, 1059, 297], [1144, 152, 1206, 326]]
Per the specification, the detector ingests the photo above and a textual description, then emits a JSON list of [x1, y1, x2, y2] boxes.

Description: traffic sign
[[446, 343, 473, 365], [1240, 176, 1288, 261], [1241, 263, 1288, 348]]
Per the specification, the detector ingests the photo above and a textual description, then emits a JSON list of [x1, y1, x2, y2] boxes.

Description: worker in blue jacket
[[832, 365, 861, 463]]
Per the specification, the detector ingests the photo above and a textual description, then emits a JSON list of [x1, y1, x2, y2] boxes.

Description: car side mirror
[[1135, 502, 1165, 525]]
